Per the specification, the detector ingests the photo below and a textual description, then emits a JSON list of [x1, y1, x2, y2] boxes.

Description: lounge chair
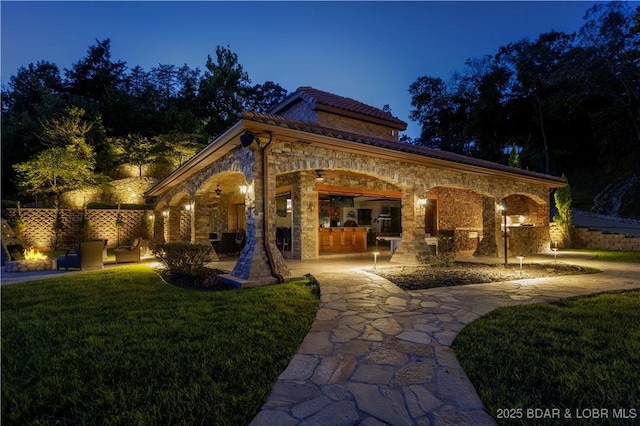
[[114, 238, 141, 264], [56, 240, 105, 271]]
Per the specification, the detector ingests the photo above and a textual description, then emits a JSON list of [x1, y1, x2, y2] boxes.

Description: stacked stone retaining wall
[[572, 226, 640, 251], [550, 222, 640, 251]]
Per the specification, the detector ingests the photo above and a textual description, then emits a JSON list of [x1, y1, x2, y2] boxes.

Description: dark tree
[[244, 81, 288, 113], [198, 45, 251, 137]]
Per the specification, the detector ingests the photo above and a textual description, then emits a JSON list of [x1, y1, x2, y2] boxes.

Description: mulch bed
[[157, 267, 236, 291], [368, 262, 600, 291]]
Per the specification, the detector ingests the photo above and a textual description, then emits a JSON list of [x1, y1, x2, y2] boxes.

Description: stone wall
[[278, 101, 319, 124], [509, 226, 551, 255], [316, 111, 399, 141], [271, 139, 551, 204], [549, 223, 566, 248], [572, 226, 640, 251], [61, 177, 157, 208], [549, 222, 640, 251], [429, 187, 482, 230]]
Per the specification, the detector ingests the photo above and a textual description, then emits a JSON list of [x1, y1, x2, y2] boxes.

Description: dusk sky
[[2, 1, 598, 138]]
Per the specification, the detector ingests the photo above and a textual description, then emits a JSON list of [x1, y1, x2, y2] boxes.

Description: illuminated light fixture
[[315, 169, 325, 182], [373, 251, 380, 270], [184, 203, 192, 211], [214, 184, 222, 198], [286, 199, 292, 213], [417, 197, 428, 208], [147, 213, 154, 220], [130, 192, 137, 200], [518, 215, 525, 224], [162, 210, 169, 217], [239, 184, 249, 195]]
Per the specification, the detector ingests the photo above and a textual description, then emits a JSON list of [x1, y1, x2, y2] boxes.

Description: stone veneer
[[61, 177, 157, 208], [5, 258, 56, 272]]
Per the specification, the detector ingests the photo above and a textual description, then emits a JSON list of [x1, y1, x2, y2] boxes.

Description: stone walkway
[[251, 254, 640, 425]]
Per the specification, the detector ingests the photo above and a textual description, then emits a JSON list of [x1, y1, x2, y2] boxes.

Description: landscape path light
[[516, 255, 525, 276]]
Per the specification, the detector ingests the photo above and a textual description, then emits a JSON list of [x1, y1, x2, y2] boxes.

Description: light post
[[498, 200, 508, 266]]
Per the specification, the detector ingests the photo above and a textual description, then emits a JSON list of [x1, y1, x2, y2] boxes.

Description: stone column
[[231, 148, 289, 284], [297, 171, 318, 260], [391, 188, 431, 264], [152, 209, 166, 247], [167, 206, 181, 243], [474, 196, 507, 258], [193, 194, 219, 261]]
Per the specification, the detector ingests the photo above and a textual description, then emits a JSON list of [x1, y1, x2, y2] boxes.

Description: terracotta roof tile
[[241, 111, 563, 184]]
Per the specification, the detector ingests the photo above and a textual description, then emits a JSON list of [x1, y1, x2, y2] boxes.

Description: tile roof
[[241, 111, 564, 185], [273, 86, 407, 130]]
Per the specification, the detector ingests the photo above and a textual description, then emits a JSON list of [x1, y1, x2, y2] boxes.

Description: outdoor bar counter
[[319, 227, 368, 254]]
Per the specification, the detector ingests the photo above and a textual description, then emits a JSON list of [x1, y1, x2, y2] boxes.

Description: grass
[[452, 289, 640, 425], [572, 249, 640, 263], [1, 266, 320, 425]]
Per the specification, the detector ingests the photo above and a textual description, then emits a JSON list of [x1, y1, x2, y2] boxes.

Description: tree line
[[2, 2, 638, 214], [1, 42, 287, 203], [407, 2, 639, 210]]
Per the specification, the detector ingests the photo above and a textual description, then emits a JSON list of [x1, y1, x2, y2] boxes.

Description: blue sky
[[1, 1, 597, 138]]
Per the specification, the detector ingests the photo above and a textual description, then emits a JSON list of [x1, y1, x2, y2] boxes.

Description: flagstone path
[[250, 256, 640, 425]]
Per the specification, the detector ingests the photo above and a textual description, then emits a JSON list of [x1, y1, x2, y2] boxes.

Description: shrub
[[153, 243, 230, 290], [154, 242, 212, 275]]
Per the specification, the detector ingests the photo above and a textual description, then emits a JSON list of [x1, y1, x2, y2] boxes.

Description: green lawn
[[452, 289, 640, 425], [573, 249, 640, 263], [1, 266, 320, 425]]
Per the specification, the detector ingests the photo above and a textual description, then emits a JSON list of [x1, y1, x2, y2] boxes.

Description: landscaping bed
[[369, 262, 600, 291]]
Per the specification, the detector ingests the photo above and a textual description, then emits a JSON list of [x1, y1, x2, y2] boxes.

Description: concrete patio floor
[[2, 251, 639, 425]]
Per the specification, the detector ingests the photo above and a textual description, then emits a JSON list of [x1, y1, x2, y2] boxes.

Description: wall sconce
[[417, 197, 428, 209], [184, 203, 192, 211], [239, 184, 249, 195], [147, 213, 154, 221], [162, 210, 169, 217], [315, 169, 325, 182], [214, 184, 222, 198]]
